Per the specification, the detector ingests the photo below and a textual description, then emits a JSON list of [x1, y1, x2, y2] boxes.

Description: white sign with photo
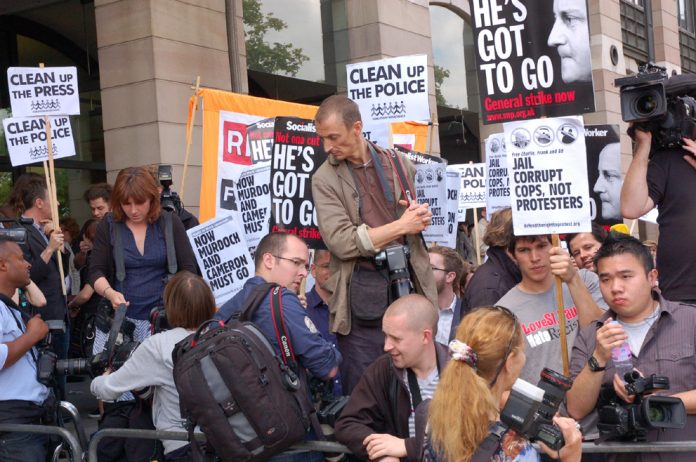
[[504, 116, 591, 235], [485, 133, 511, 218]]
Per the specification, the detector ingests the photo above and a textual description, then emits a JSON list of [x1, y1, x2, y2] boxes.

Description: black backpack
[[172, 283, 318, 462]]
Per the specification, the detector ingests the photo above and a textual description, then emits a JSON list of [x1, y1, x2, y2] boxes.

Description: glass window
[[679, 0, 696, 33], [430, 6, 469, 110], [244, 0, 331, 84]]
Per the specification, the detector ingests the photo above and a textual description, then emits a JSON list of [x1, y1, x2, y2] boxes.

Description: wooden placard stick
[[427, 113, 437, 156], [38, 63, 66, 296], [551, 233, 569, 375], [180, 76, 201, 203]]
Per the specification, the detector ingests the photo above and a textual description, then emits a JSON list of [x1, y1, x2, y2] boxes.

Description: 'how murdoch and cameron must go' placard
[[469, 0, 595, 124]]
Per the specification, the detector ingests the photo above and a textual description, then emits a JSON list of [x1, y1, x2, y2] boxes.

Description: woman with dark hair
[[91, 271, 216, 461], [88, 167, 197, 460], [89, 166, 197, 334], [425, 306, 582, 462]]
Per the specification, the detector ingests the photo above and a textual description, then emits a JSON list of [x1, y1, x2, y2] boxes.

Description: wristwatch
[[588, 356, 606, 372]]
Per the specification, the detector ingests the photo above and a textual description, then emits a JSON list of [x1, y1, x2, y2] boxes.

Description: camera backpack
[[172, 283, 318, 462]]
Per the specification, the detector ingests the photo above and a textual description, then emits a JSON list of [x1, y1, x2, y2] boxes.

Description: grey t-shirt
[[497, 269, 607, 383]]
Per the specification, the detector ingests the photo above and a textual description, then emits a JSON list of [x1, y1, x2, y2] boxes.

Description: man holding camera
[[567, 235, 696, 460], [621, 128, 696, 303], [0, 235, 53, 461], [313, 95, 437, 394], [335, 294, 448, 462]]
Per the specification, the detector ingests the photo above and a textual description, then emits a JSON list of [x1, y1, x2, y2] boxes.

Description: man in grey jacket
[[313, 95, 437, 393]]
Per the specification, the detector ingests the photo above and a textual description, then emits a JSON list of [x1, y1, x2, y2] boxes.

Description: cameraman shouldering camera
[[621, 126, 696, 303], [0, 235, 54, 461], [313, 95, 437, 394]]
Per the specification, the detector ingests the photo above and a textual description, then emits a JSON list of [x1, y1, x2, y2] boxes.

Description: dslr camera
[[500, 368, 573, 451], [615, 63, 696, 150], [37, 305, 141, 383], [375, 244, 414, 302], [597, 371, 686, 441], [159, 164, 183, 215]]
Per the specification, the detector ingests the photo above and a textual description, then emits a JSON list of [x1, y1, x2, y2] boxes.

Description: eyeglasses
[[489, 305, 519, 387], [431, 266, 450, 273], [272, 255, 310, 272]]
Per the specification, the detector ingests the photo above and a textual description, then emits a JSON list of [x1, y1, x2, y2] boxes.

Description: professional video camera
[[597, 371, 686, 441], [500, 368, 573, 451], [0, 216, 33, 243], [36, 304, 140, 383], [615, 63, 696, 150], [375, 244, 414, 301], [158, 164, 183, 214]]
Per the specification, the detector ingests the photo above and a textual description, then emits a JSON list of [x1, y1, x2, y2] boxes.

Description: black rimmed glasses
[[272, 255, 310, 272], [431, 266, 450, 273], [489, 305, 519, 387]]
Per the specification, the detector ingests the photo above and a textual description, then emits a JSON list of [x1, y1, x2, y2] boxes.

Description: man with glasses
[[335, 294, 448, 462], [497, 234, 606, 383], [215, 232, 340, 382], [428, 245, 468, 344]]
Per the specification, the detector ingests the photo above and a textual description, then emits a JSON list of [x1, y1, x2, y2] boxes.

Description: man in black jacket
[[461, 207, 521, 314], [10, 173, 69, 399], [335, 294, 449, 461]]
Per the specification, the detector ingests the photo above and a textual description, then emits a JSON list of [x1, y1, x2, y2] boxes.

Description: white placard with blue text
[[346, 55, 430, 146], [187, 214, 254, 306], [450, 163, 487, 221], [3, 116, 76, 166], [7, 67, 80, 117], [504, 116, 591, 235]]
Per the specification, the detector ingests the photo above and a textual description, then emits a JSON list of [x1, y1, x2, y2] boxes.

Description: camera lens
[[634, 92, 660, 116], [647, 404, 668, 423]]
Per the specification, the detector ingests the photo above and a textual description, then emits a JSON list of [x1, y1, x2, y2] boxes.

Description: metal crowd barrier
[[86, 428, 696, 460], [0, 423, 83, 460]]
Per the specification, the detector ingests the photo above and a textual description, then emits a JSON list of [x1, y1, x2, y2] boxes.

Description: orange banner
[[196, 89, 317, 222], [389, 121, 429, 153]]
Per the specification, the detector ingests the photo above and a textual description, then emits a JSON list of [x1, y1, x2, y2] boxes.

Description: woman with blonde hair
[[426, 306, 582, 462]]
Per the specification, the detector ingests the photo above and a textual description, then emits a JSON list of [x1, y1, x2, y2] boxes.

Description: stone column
[[95, 0, 233, 217]]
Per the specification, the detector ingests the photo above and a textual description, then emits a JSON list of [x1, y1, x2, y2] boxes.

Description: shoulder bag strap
[[269, 286, 299, 373], [234, 282, 276, 324], [112, 217, 126, 283], [161, 211, 177, 276], [406, 368, 422, 409]]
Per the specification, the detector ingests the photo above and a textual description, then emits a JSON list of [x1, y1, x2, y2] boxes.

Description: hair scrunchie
[[449, 339, 478, 369]]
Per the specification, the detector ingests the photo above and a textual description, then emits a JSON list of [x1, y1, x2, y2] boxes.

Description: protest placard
[[216, 117, 275, 256], [485, 133, 511, 217], [445, 169, 461, 249], [187, 214, 254, 306], [450, 163, 487, 221], [270, 117, 327, 248], [3, 116, 75, 166], [468, 0, 595, 124], [347, 55, 430, 146], [504, 116, 591, 235], [395, 147, 449, 246], [7, 67, 80, 117], [584, 124, 621, 225]]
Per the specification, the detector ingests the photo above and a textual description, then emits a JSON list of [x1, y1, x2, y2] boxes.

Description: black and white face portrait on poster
[[584, 125, 621, 225], [469, 0, 595, 124]]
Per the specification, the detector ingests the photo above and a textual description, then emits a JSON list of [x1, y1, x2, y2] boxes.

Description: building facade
[[0, 0, 693, 230]]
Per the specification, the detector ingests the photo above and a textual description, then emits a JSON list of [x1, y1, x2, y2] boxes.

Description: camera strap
[[406, 368, 422, 409], [112, 217, 126, 283], [105, 303, 128, 367], [0, 293, 39, 363], [269, 287, 299, 373], [161, 211, 177, 276], [471, 422, 508, 462]]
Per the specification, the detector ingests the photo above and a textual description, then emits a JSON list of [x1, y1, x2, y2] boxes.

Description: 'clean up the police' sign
[[2, 116, 76, 166]]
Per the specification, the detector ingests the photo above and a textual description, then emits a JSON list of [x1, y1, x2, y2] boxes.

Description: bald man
[[335, 294, 450, 462]]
